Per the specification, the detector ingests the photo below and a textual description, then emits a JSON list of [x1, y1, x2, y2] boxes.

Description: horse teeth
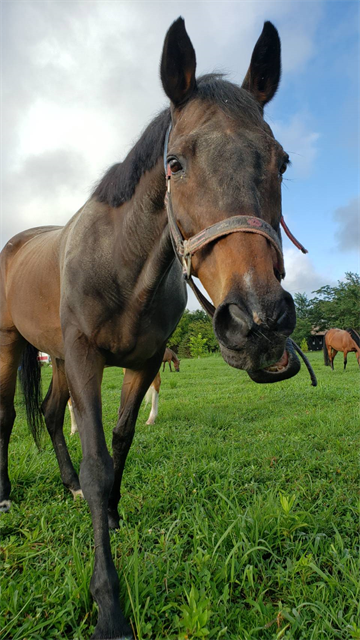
[[265, 364, 285, 372]]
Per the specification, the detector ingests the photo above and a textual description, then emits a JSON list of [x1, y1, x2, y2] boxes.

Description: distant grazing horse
[[323, 328, 360, 370], [162, 347, 180, 372], [1, 18, 309, 639]]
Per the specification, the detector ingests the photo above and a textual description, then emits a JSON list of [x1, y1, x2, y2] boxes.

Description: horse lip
[[248, 339, 301, 383]]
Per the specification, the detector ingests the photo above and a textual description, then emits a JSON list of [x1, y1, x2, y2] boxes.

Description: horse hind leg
[[42, 360, 82, 498], [146, 372, 161, 426], [0, 331, 25, 512], [330, 348, 337, 370], [68, 397, 78, 436]]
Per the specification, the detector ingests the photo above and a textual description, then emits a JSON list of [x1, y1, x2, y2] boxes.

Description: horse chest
[[91, 273, 185, 367]]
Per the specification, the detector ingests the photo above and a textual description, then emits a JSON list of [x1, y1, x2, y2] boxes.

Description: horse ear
[[242, 21, 281, 107], [160, 17, 197, 107]]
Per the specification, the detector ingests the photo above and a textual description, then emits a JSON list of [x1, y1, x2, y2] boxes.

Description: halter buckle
[[182, 253, 191, 279]]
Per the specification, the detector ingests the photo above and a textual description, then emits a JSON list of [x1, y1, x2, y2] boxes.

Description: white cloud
[[333, 197, 360, 252], [282, 248, 331, 296], [1, 0, 325, 249], [271, 114, 319, 179]]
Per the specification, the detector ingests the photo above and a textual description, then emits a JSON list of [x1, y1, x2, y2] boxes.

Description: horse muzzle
[[213, 289, 299, 382]]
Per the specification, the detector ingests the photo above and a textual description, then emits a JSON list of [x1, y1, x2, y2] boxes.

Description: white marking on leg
[[146, 387, 159, 425], [68, 399, 78, 435], [0, 499, 11, 512], [70, 488, 84, 500]]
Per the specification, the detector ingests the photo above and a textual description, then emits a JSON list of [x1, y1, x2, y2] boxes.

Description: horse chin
[[247, 338, 301, 383], [219, 338, 301, 383]]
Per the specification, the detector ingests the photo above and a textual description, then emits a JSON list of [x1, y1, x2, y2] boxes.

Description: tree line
[[168, 272, 360, 356]]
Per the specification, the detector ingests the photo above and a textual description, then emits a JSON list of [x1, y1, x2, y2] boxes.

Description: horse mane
[[92, 74, 263, 208], [346, 328, 360, 347]]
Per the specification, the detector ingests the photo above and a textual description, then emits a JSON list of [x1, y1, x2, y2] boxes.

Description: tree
[[292, 293, 313, 344], [311, 272, 360, 331], [189, 333, 208, 358], [168, 309, 219, 356]]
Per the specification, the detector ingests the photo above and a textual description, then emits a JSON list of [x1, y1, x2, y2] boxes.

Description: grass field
[[0, 351, 359, 640]]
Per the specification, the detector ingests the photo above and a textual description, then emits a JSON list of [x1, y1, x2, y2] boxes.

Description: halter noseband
[[163, 124, 308, 316]]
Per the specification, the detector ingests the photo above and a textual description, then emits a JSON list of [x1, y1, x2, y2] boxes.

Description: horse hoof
[[0, 500, 11, 513], [70, 488, 84, 500], [146, 419, 155, 425]]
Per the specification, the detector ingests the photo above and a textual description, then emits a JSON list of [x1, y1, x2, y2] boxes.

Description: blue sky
[[1, 0, 359, 309], [266, 0, 359, 287]]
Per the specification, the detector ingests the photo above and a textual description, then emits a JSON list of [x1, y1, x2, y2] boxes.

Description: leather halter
[[163, 124, 308, 317]]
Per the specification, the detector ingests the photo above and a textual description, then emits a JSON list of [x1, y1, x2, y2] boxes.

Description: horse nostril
[[228, 304, 253, 335], [274, 292, 296, 335], [214, 301, 252, 349]]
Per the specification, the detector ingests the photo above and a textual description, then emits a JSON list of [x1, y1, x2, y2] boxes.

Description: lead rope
[[289, 339, 317, 386]]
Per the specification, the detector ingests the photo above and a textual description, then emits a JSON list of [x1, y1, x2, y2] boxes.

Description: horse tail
[[18, 343, 44, 449], [346, 328, 360, 348], [323, 331, 330, 366]]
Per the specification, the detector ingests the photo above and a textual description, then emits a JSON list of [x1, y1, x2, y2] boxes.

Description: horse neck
[[112, 160, 174, 301], [347, 330, 360, 353]]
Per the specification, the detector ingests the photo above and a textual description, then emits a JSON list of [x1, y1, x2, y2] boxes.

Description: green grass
[[0, 352, 359, 639]]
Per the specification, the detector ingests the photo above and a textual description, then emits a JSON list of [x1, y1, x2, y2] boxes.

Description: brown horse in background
[[162, 347, 180, 372], [323, 328, 360, 370]]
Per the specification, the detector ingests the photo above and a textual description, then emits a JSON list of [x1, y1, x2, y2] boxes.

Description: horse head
[[161, 18, 300, 383]]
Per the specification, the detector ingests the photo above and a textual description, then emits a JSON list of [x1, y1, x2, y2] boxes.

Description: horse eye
[[279, 163, 287, 177], [169, 158, 183, 174]]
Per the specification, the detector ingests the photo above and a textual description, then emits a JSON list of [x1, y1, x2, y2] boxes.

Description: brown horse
[[323, 328, 360, 370], [162, 347, 180, 372], [1, 19, 305, 639]]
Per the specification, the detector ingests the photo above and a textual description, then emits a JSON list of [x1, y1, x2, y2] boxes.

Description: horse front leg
[[108, 352, 163, 530], [64, 332, 132, 640], [0, 331, 24, 512], [343, 350, 348, 370]]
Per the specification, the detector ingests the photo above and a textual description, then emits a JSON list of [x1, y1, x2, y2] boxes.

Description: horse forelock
[[91, 74, 264, 209]]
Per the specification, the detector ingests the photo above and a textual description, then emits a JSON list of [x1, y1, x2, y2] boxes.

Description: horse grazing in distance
[[323, 328, 360, 370], [162, 347, 180, 372], [1, 17, 310, 639]]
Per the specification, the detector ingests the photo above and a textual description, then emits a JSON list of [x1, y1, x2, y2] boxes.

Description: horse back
[[0, 225, 64, 356], [326, 328, 360, 352]]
